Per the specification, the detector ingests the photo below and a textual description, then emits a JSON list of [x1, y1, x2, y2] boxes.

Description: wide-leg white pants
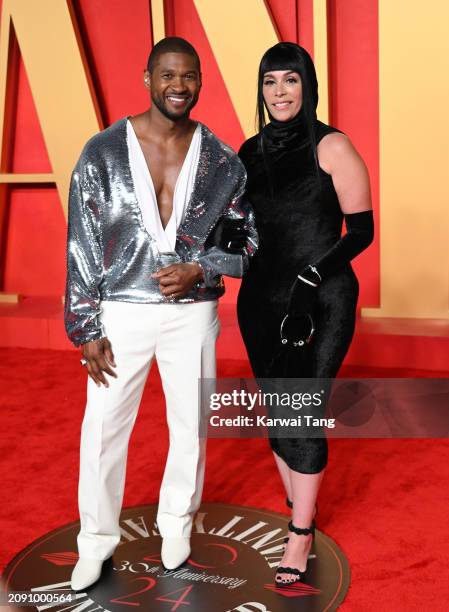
[[76, 299, 219, 560]]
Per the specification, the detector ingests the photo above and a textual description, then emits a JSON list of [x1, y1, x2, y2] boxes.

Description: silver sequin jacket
[[64, 118, 258, 347]]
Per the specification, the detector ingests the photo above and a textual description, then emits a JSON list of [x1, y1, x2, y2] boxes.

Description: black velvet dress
[[237, 114, 359, 474]]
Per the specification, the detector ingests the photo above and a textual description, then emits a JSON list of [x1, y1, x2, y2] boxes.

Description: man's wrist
[[78, 332, 106, 348], [187, 261, 204, 283]]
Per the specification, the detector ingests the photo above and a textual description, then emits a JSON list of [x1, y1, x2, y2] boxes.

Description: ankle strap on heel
[[288, 520, 315, 536]]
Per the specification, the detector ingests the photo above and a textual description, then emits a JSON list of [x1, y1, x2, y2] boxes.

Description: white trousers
[[76, 299, 219, 560]]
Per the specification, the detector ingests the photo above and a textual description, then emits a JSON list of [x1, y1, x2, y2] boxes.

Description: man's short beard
[[151, 93, 197, 121]]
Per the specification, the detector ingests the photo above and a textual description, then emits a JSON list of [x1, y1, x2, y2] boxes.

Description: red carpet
[[1, 347, 448, 610]]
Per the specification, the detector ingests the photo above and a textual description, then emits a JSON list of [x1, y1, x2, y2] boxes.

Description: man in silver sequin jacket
[[65, 37, 257, 591], [64, 102, 257, 348]]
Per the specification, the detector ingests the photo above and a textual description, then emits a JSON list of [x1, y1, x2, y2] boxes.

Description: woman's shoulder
[[315, 120, 346, 145], [238, 134, 260, 162], [316, 121, 364, 174]]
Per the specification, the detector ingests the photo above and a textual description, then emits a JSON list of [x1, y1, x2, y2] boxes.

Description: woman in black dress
[[237, 43, 374, 585]]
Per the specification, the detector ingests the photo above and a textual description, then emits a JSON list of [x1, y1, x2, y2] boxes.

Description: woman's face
[[262, 70, 303, 122]]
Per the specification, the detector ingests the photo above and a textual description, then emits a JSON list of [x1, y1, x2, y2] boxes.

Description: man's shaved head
[[147, 36, 200, 74]]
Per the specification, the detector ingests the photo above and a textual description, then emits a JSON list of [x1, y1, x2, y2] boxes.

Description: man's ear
[[143, 69, 151, 90]]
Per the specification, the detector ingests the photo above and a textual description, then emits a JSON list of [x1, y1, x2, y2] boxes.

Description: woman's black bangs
[[260, 46, 300, 76], [261, 59, 299, 75]]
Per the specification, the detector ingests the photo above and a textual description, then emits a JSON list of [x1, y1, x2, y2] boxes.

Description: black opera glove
[[310, 209, 374, 279], [281, 210, 373, 347], [206, 217, 248, 254]]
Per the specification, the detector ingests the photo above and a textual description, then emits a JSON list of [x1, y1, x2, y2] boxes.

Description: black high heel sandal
[[276, 520, 315, 586], [284, 497, 318, 543]]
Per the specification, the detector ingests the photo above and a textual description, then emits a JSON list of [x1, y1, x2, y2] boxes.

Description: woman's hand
[[283, 269, 320, 344], [287, 272, 319, 319], [207, 217, 248, 253]]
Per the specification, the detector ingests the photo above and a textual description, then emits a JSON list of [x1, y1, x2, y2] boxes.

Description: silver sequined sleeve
[[195, 165, 258, 287], [64, 160, 105, 347]]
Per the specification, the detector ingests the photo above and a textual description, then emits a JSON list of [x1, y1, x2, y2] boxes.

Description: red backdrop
[[1, 0, 379, 307]]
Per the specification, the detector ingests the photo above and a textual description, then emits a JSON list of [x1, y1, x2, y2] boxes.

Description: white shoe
[[161, 537, 191, 570], [71, 558, 104, 591]]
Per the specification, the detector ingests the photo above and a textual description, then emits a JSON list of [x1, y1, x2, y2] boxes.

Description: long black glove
[[310, 209, 374, 279], [289, 209, 374, 307], [284, 209, 374, 341], [205, 217, 248, 254]]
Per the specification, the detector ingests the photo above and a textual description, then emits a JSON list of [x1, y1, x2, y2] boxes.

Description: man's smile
[[166, 94, 191, 107]]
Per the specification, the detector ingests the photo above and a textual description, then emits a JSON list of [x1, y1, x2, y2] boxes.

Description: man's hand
[[81, 337, 117, 387], [152, 262, 204, 299]]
